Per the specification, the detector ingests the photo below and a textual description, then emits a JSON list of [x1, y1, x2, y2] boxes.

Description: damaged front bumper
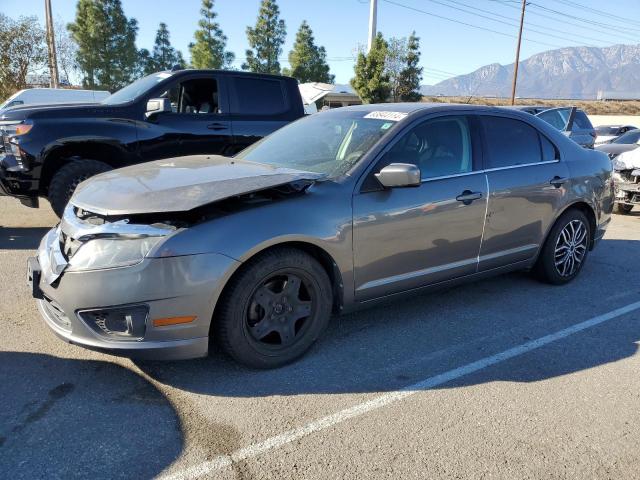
[[29, 207, 240, 360], [613, 169, 640, 205]]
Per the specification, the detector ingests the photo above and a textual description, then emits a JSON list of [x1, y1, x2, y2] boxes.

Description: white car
[[0, 88, 111, 114]]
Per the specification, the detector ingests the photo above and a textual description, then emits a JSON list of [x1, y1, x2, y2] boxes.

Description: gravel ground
[[1, 196, 640, 479]]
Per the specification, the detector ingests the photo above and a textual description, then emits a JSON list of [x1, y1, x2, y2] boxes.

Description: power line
[[380, 0, 563, 49], [488, 0, 640, 43], [441, 0, 633, 46], [553, 0, 640, 29], [529, 2, 640, 34]]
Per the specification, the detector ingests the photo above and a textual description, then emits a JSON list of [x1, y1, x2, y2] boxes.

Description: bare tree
[[0, 14, 47, 102], [54, 18, 78, 85]]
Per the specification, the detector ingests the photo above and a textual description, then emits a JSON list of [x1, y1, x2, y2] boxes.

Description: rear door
[[227, 75, 293, 154], [477, 114, 570, 271], [137, 73, 233, 160]]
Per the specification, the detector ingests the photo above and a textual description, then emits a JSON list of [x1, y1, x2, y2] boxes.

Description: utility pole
[[510, 0, 527, 105], [367, 0, 378, 53], [45, 0, 60, 88]]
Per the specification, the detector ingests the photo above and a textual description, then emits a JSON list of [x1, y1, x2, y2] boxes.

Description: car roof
[[338, 102, 497, 114], [163, 69, 296, 81]]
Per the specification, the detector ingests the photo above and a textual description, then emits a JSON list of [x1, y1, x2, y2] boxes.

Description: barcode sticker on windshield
[[364, 111, 408, 121]]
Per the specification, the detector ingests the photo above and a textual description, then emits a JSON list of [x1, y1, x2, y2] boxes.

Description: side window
[[160, 77, 220, 114], [482, 116, 542, 168], [382, 116, 473, 180], [231, 77, 286, 115], [540, 135, 559, 162], [7, 100, 24, 108]]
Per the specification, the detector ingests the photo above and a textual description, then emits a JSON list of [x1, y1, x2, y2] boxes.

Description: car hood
[[0, 102, 108, 121], [71, 155, 324, 216], [595, 143, 638, 156], [614, 148, 640, 170]]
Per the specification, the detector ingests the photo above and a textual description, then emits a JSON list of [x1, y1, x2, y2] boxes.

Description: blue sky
[[3, 0, 640, 85]]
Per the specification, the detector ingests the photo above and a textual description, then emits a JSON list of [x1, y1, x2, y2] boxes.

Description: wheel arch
[[210, 241, 345, 337], [537, 201, 597, 262], [40, 141, 129, 195]]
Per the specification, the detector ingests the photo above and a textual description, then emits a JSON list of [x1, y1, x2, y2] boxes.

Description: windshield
[[236, 110, 401, 177], [596, 126, 620, 135], [101, 72, 174, 105], [613, 129, 640, 144]]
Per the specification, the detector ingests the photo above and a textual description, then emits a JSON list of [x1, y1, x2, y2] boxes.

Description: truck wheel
[[48, 160, 112, 217], [533, 209, 590, 285], [215, 247, 333, 369], [614, 203, 633, 214]]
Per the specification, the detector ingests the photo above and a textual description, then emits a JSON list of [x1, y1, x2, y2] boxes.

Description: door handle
[[207, 122, 228, 131], [549, 176, 568, 188], [456, 190, 483, 205]]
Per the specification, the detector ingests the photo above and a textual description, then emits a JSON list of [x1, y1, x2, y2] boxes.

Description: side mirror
[[145, 98, 171, 119], [375, 163, 421, 188]]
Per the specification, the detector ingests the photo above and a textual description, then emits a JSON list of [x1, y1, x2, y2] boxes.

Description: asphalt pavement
[[1, 196, 640, 479]]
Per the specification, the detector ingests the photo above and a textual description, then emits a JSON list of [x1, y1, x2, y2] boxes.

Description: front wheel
[[48, 159, 112, 217], [215, 248, 333, 368], [615, 203, 633, 214], [533, 209, 591, 285]]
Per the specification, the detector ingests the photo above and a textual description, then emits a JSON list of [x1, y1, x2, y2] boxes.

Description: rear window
[[231, 77, 287, 115], [573, 111, 593, 130], [482, 116, 542, 168]]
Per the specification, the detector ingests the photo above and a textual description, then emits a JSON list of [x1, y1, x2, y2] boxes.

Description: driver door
[[137, 74, 233, 160], [352, 115, 488, 301]]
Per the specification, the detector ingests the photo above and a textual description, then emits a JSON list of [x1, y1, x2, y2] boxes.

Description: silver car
[[28, 104, 614, 368]]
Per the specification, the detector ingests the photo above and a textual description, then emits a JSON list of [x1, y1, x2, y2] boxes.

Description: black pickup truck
[[0, 69, 305, 216]]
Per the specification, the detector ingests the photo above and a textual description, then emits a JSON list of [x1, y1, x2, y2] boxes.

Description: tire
[[614, 203, 633, 214], [215, 247, 333, 369], [533, 209, 591, 285], [48, 159, 112, 217]]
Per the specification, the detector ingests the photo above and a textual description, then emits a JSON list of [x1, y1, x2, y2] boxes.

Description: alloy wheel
[[554, 219, 588, 277]]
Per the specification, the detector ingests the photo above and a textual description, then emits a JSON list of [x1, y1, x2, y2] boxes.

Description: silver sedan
[[29, 104, 614, 368]]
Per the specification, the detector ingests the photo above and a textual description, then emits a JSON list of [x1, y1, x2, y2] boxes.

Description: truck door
[[137, 73, 233, 160]]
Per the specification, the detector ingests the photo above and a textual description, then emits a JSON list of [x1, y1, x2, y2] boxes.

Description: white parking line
[[159, 300, 640, 480]]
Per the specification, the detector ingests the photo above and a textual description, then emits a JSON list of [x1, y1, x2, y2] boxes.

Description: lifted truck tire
[[48, 159, 112, 217]]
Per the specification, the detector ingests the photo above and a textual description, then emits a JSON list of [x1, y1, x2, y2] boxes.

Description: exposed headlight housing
[[66, 236, 164, 272]]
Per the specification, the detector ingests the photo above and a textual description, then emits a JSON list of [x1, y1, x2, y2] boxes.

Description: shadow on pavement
[[0, 352, 183, 479], [0, 227, 50, 249], [137, 239, 640, 399]]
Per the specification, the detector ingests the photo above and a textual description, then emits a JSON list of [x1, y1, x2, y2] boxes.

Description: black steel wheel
[[615, 203, 633, 214], [215, 248, 332, 368]]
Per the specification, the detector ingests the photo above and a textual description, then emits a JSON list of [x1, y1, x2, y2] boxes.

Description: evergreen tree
[[68, 0, 139, 91], [350, 33, 390, 104], [242, 0, 286, 74], [397, 32, 423, 102], [189, 0, 234, 69], [137, 48, 154, 76], [150, 23, 184, 71], [283, 21, 334, 83]]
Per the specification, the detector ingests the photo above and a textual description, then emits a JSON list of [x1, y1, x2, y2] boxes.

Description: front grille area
[[42, 295, 72, 332]]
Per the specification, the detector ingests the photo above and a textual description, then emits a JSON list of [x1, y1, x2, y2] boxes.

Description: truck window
[[231, 77, 286, 115], [161, 78, 220, 114]]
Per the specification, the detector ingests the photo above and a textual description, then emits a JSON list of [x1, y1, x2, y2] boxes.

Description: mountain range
[[420, 44, 640, 99]]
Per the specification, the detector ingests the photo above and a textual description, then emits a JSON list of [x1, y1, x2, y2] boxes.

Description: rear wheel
[[533, 209, 591, 285], [48, 159, 112, 217], [215, 248, 333, 368], [614, 203, 633, 214]]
